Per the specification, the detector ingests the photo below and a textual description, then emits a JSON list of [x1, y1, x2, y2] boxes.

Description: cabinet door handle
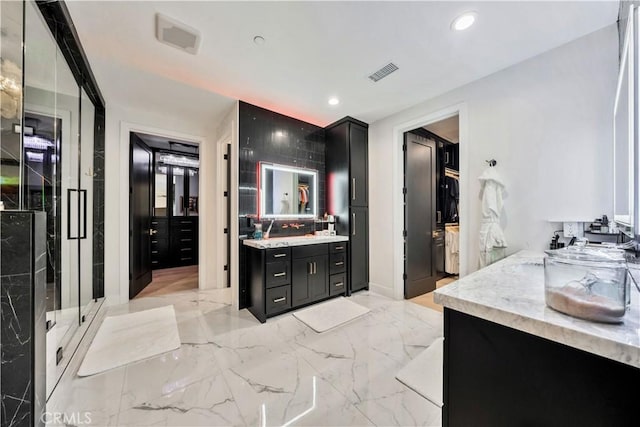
[[335, 246, 344, 250], [273, 297, 286, 303], [273, 272, 286, 277], [437, 211, 442, 223], [445, 152, 450, 164], [335, 282, 344, 287], [335, 261, 344, 266], [308, 262, 312, 275], [352, 178, 356, 201], [273, 253, 286, 258], [352, 213, 356, 236]]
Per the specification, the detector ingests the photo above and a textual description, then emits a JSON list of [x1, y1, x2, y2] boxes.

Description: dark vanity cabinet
[[247, 241, 348, 323], [292, 245, 328, 306], [325, 117, 369, 295]]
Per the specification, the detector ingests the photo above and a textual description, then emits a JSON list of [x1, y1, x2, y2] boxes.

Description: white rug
[[292, 297, 370, 333], [396, 337, 444, 408], [78, 305, 181, 377]]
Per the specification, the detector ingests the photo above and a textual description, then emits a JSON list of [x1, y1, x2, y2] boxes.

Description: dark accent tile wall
[[93, 109, 105, 298], [238, 101, 326, 223], [1, 211, 46, 427]]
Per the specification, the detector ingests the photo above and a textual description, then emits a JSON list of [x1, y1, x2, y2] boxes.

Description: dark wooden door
[[404, 132, 437, 299], [350, 206, 369, 293], [129, 133, 153, 298], [349, 123, 368, 207]]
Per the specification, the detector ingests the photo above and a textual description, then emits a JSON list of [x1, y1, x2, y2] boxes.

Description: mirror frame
[[258, 162, 318, 219], [613, 5, 635, 237]]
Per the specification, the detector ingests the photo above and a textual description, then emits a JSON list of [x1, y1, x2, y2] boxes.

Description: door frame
[[391, 103, 468, 300], [119, 122, 206, 302]]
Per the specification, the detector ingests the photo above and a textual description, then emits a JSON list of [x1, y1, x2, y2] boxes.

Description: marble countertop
[[434, 250, 640, 368], [243, 234, 349, 249]]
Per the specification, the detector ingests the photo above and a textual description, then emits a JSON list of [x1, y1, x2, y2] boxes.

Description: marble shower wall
[[1, 211, 46, 427]]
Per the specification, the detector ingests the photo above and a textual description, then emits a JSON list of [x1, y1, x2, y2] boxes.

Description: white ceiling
[[65, 1, 619, 127]]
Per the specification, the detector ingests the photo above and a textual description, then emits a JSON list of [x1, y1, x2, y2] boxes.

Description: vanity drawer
[[266, 285, 291, 315], [265, 247, 291, 262], [292, 243, 328, 259], [330, 242, 347, 253], [265, 261, 290, 288], [329, 252, 346, 275], [329, 273, 347, 296]]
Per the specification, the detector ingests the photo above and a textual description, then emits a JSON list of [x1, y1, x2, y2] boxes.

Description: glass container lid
[[544, 246, 626, 264]]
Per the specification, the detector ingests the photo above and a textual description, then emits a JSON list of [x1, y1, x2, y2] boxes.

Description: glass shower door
[[80, 89, 94, 319]]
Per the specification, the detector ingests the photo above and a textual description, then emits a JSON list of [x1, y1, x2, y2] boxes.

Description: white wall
[[216, 102, 239, 308], [104, 103, 226, 304], [368, 25, 618, 297]]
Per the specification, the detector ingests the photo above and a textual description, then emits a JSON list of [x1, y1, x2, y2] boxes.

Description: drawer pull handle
[[181, 229, 191, 232], [335, 261, 344, 266], [180, 257, 192, 261], [181, 221, 191, 224], [181, 248, 192, 252], [273, 297, 286, 303], [273, 253, 287, 258], [335, 282, 344, 287], [335, 246, 344, 250], [152, 250, 158, 254], [181, 239, 192, 242], [273, 272, 286, 277]]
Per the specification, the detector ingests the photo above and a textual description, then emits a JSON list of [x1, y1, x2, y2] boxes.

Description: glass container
[[544, 246, 628, 323]]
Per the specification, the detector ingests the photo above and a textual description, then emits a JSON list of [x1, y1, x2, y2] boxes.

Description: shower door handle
[[79, 189, 87, 239], [67, 189, 79, 240]]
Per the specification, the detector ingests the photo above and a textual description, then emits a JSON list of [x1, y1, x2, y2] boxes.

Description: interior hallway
[[135, 266, 199, 299], [410, 276, 458, 312]]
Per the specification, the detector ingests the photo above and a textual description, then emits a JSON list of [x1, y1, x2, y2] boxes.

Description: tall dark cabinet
[[325, 117, 369, 294]]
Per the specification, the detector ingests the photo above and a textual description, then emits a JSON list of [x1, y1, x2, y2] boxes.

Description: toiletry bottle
[[254, 223, 263, 240]]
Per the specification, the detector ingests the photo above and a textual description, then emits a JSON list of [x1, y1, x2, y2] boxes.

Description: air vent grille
[[156, 14, 201, 55], [368, 63, 399, 82]]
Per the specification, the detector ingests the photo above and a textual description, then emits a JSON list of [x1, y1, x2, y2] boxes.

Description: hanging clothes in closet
[[444, 170, 459, 223], [445, 225, 460, 275], [298, 184, 309, 213]]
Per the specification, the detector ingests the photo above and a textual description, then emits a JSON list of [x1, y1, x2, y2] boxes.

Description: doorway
[[129, 132, 201, 299], [404, 114, 461, 301]]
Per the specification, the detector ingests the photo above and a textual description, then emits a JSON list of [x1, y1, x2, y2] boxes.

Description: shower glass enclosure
[[1, 0, 105, 398]]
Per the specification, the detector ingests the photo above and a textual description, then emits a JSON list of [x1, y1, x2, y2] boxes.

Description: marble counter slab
[[243, 234, 349, 249], [434, 250, 640, 368]]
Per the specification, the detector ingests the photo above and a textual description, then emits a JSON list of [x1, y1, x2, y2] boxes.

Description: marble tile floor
[[47, 288, 443, 426]]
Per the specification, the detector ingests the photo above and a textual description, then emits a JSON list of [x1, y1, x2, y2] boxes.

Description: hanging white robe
[[478, 167, 507, 268]]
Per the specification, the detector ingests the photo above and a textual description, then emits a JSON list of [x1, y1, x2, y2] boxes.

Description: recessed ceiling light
[[328, 97, 340, 106], [253, 35, 265, 45], [451, 12, 477, 31]]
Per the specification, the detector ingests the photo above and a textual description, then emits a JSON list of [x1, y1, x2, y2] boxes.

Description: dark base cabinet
[[443, 308, 640, 427], [247, 242, 348, 323], [151, 216, 198, 269]]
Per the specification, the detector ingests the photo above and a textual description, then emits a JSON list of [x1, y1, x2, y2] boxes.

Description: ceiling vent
[[368, 62, 399, 82], [156, 14, 201, 55]]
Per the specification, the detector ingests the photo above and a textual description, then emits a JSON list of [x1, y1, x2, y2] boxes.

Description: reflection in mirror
[[613, 10, 635, 237], [260, 162, 317, 218], [154, 165, 168, 216]]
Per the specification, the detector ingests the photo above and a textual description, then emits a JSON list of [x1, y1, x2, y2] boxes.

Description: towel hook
[[486, 159, 497, 167]]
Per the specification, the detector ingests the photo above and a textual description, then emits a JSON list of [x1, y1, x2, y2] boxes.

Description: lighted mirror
[[613, 8, 635, 237], [259, 162, 317, 218]]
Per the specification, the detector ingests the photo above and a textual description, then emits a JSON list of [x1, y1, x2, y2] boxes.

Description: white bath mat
[[292, 297, 370, 333], [396, 337, 444, 407], [78, 305, 181, 377]]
